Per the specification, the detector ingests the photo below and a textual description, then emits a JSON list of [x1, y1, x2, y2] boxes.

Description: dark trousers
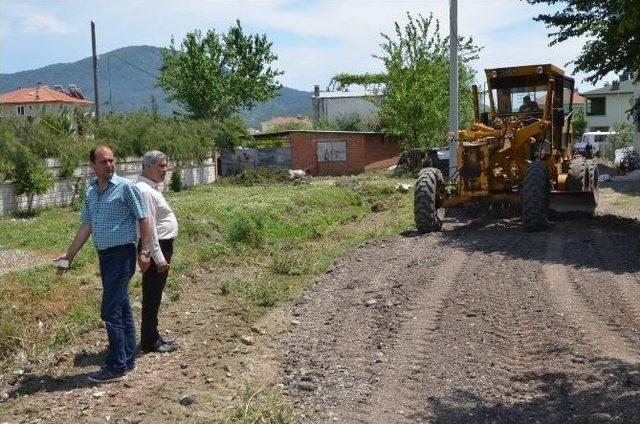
[[97, 243, 137, 373], [140, 239, 174, 349]]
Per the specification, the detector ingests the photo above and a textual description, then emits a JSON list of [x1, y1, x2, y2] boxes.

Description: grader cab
[[414, 64, 598, 232]]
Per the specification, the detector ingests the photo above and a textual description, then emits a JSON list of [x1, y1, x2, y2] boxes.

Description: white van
[[575, 131, 616, 157]]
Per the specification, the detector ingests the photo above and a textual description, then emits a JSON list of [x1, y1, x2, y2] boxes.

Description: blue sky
[[0, 0, 606, 92]]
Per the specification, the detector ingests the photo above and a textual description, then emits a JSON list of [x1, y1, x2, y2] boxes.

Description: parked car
[[574, 131, 616, 157], [572, 141, 598, 158]]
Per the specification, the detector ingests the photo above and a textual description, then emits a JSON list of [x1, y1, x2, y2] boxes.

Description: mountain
[[0, 45, 312, 128]]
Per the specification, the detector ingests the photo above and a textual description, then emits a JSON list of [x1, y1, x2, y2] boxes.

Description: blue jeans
[[98, 243, 137, 373]]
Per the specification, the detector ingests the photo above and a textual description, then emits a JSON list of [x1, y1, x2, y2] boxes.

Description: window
[[317, 140, 347, 162], [492, 85, 546, 114], [16, 105, 25, 116], [586, 97, 606, 116]]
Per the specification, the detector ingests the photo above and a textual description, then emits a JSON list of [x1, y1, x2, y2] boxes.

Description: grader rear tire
[[414, 167, 444, 233], [522, 161, 549, 232], [586, 160, 599, 215], [566, 157, 588, 191]]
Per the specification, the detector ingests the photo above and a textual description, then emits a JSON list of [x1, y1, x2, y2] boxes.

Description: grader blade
[[549, 191, 597, 215]]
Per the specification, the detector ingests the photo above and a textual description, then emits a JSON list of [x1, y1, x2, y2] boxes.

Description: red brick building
[[290, 131, 402, 176]]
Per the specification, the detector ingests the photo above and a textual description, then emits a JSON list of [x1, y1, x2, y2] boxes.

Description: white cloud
[[2, 2, 73, 35], [0, 0, 610, 91], [20, 13, 73, 35]]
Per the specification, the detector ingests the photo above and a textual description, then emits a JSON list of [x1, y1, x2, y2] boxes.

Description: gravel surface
[[283, 194, 640, 423], [0, 248, 51, 276]]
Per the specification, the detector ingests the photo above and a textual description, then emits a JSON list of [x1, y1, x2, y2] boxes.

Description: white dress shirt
[[136, 174, 178, 264]]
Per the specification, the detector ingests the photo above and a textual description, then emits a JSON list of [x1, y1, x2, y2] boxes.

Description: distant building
[[312, 85, 380, 123], [570, 89, 586, 114], [290, 130, 401, 176], [261, 116, 312, 132], [582, 76, 635, 131], [0, 83, 93, 120]]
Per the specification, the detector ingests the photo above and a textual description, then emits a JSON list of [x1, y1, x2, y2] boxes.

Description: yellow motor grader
[[414, 64, 599, 232]]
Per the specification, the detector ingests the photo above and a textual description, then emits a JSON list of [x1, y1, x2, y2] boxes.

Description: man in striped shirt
[[56, 146, 152, 383], [136, 150, 179, 353]]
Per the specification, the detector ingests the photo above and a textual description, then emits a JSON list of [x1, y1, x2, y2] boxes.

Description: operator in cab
[[519, 95, 540, 113]]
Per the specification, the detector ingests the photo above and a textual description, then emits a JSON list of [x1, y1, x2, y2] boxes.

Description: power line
[[108, 53, 157, 79]]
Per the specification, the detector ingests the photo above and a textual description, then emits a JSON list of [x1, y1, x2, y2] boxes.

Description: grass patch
[[269, 248, 311, 276], [226, 211, 266, 248], [224, 168, 290, 186], [227, 381, 297, 424], [0, 171, 414, 370], [220, 277, 293, 319]]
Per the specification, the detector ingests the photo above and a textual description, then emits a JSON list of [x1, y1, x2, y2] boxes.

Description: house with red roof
[[0, 83, 93, 119]]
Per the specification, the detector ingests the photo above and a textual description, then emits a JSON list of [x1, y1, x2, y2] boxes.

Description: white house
[[582, 76, 635, 131], [0, 83, 93, 119]]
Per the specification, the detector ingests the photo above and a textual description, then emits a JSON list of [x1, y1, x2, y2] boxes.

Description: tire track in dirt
[[577, 224, 640, 346], [344, 247, 467, 423], [543, 233, 640, 364], [282, 235, 450, 421], [413, 227, 562, 421]]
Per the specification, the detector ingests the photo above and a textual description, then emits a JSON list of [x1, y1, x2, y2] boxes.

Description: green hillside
[[0, 45, 312, 128]]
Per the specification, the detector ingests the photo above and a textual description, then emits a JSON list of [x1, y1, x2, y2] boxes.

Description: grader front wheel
[[522, 161, 549, 232], [414, 167, 444, 233]]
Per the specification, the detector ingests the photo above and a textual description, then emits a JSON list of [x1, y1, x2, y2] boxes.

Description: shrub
[[335, 112, 364, 131], [604, 122, 634, 161], [225, 168, 289, 186], [170, 169, 182, 192], [225, 212, 265, 248], [12, 146, 54, 214], [269, 249, 310, 276]]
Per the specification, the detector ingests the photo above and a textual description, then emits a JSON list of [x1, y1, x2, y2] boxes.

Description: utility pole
[[448, 0, 458, 178], [91, 21, 100, 121], [634, 79, 640, 153]]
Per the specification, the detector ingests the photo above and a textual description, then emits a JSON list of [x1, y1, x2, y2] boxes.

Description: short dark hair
[[89, 146, 112, 163]]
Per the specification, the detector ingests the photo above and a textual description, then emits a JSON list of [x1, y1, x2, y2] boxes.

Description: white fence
[[0, 156, 217, 214]]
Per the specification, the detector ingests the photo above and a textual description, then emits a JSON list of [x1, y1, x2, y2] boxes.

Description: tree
[[572, 108, 588, 138], [333, 13, 481, 148], [157, 20, 283, 121], [12, 145, 54, 215], [375, 13, 481, 148], [526, 0, 640, 85], [526, 0, 640, 146]]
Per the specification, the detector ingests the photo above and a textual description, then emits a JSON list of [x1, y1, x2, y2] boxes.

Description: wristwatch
[[140, 250, 151, 257]]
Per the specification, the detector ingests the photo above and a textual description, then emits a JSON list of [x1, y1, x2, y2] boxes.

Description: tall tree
[[526, 0, 639, 84], [157, 20, 283, 120], [371, 13, 480, 148], [526, 0, 640, 144]]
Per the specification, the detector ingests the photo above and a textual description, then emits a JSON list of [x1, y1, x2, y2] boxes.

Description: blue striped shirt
[[81, 174, 148, 250]]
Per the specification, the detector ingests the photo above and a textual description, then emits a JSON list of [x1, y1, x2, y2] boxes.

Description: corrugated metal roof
[[315, 90, 382, 99], [582, 79, 634, 96]]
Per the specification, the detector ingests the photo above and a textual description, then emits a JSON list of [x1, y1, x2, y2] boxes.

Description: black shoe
[[141, 340, 177, 354], [88, 368, 126, 383], [159, 334, 175, 344]]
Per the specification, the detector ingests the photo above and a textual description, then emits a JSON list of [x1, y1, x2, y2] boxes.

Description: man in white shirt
[[137, 150, 179, 353]]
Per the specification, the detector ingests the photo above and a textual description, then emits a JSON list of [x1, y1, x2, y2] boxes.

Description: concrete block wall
[[0, 156, 217, 214], [219, 147, 291, 176]]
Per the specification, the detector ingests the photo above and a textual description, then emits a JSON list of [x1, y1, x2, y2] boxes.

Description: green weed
[[227, 381, 297, 424]]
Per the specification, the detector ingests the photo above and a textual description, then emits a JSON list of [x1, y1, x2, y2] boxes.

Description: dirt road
[[2, 180, 640, 423], [283, 190, 640, 422]]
